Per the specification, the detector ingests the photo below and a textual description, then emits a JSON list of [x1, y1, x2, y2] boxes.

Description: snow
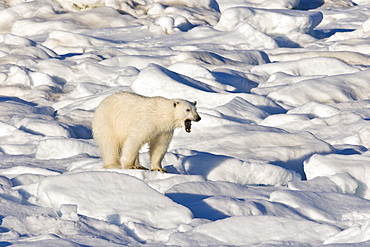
[[37, 171, 193, 229], [214, 7, 323, 36], [1, 0, 370, 246], [304, 153, 370, 199], [193, 215, 340, 245]]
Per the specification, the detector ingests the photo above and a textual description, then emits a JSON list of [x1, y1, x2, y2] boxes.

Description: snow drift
[[1, 0, 370, 246]]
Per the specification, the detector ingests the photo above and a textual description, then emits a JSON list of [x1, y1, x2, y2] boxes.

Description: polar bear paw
[[152, 168, 167, 173], [132, 164, 149, 170]]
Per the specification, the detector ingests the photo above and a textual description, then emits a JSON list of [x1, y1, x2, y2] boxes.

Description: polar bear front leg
[[149, 132, 173, 173]]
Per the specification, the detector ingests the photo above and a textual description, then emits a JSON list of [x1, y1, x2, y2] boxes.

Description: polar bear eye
[[186, 109, 190, 112]]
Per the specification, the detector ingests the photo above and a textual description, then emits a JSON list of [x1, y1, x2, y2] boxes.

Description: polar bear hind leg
[[98, 134, 121, 169]]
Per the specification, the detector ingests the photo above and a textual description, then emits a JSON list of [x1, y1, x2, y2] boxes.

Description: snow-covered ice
[[1, 0, 370, 246]]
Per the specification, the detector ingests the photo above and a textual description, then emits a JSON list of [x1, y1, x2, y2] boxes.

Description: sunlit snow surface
[[1, 0, 370, 246]]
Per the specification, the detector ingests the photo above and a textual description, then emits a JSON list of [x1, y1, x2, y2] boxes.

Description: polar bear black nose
[[195, 116, 201, 122]]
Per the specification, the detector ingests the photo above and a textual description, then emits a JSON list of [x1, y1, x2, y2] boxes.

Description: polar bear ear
[[174, 101, 179, 107], [193, 101, 197, 106]]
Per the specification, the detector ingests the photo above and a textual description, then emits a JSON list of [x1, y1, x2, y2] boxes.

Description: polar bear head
[[173, 100, 201, 133]]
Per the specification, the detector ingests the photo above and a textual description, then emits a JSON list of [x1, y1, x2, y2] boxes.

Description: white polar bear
[[92, 92, 201, 172]]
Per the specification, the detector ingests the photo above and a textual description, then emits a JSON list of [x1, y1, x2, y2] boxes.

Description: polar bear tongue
[[185, 119, 192, 133]]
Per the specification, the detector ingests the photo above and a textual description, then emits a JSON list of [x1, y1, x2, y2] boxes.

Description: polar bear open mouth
[[185, 119, 192, 133]]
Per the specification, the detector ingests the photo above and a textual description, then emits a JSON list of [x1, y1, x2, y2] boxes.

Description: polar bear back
[[93, 92, 176, 143]]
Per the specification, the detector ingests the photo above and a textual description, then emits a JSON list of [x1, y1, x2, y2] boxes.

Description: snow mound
[[12, 7, 136, 37], [43, 30, 116, 54], [0, 121, 41, 155], [325, 219, 370, 245], [159, 0, 219, 10], [35, 137, 98, 159], [14, 117, 75, 138], [0, 97, 54, 122], [215, 7, 323, 36], [193, 215, 340, 245], [287, 101, 341, 118], [0, 166, 60, 179], [172, 50, 268, 67], [73, 166, 207, 194], [304, 153, 370, 199], [178, 151, 300, 186], [251, 57, 360, 78], [269, 51, 370, 66], [0, 34, 56, 66], [288, 173, 359, 195], [217, 0, 299, 11], [156, 25, 278, 50], [270, 190, 370, 227], [166, 180, 273, 200], [0, 196, 57, 224], [264, 69, 370, 106], [213, 97, 269, 122], [131, 63, 246, 107], [37, 171, 193, 229]]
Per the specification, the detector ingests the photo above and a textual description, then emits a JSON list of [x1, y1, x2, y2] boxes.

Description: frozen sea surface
[[1, 0, 370, 246]]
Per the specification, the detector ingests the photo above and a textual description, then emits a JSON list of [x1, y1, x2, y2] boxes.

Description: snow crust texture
[[1, 0, 370, 246]]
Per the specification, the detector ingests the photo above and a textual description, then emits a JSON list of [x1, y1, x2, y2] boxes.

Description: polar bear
[[92, 92, 201, 173]]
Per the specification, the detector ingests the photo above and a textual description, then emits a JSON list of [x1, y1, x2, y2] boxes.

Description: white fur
[[92, 92, 200, 172]]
